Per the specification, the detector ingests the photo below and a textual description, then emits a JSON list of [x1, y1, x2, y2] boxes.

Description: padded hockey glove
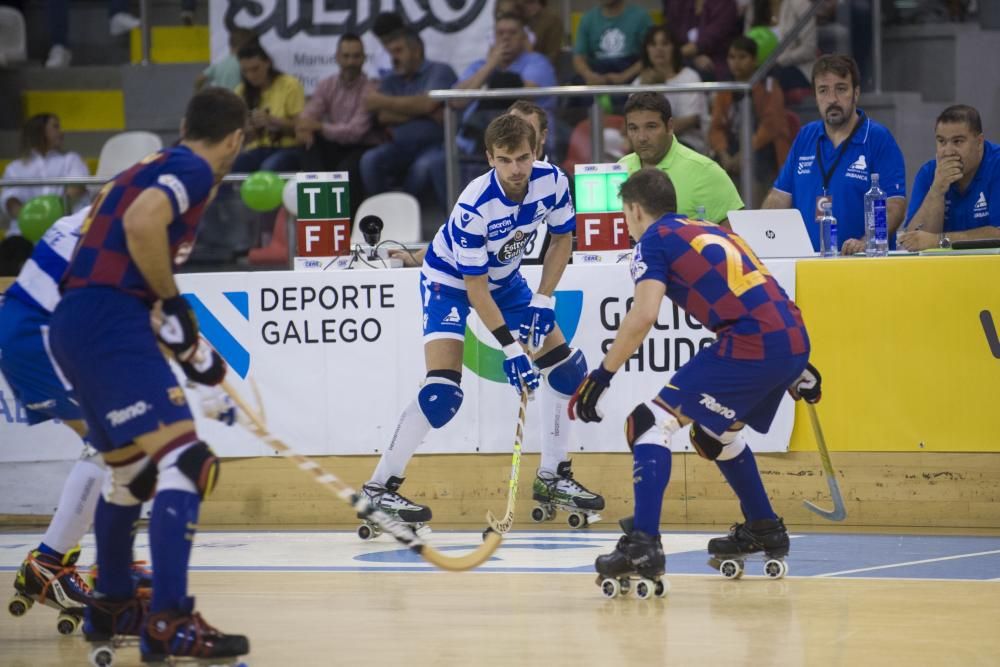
[[180, 339, 227, 387], [567, 366, 614, 423], [158, 295, 199, 362], [518, 293, 556, 350], [502, 343, 540, 395], [788, 362, 822, 404]]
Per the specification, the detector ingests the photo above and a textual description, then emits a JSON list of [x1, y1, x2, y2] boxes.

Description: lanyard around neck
[[815, 112, 865, 191]]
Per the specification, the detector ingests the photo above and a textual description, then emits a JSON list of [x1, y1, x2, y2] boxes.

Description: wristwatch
[[938, 234, 952, 249]]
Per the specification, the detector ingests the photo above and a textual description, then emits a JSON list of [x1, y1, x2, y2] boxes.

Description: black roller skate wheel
[[89, 645, 115, 667], [599, 578, 620, 599], [764, 558, 788, 579], [530, 506, 546, 522], [720, 559, 743, 579], [57, 613, 79, 635], [8, 596, 29, 617], [567, 512, 584, 529], [357, 524, 374, 541]]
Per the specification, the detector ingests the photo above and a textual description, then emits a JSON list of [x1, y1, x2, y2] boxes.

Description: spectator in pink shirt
[[294, 33, 383, 213]]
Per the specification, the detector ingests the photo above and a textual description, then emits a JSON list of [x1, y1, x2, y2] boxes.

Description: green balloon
[[19, 195, 64, 243], [240, 170, 285, 212]]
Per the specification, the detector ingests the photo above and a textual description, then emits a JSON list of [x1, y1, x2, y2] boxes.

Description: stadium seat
[[352, 192, 421, 245], [96, 131, 163, 180], [562, 115, 626, 176], [0, 7, 27, 66], [248, 207, 291, 267]]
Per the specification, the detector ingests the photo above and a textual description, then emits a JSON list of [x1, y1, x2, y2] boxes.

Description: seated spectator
[[518, 0, 563, 66], [619, 92, 744, 226], [634, 25, 709, 154], [771, 0, 819, 92], [708, 36, 789, 207], [744, 0, 778, 64], [195, 27, 257, 91], [233, 42, 305, 173], [360, 29, 457, 216], [294, 34, 382, 216], [370, 12, 405, 77], [573, 0, 652, 86], [898, 105, 1000, 250], [664, 0, 741, 81], [1, 114, 89, 236], [44, 0, 141, 67], [762, 54, 906, 254]]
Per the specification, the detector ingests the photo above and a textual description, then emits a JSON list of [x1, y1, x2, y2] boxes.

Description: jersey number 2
[[690, 235, 771, 297]]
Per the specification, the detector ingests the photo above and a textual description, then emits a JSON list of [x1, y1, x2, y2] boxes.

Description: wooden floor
[[3, 569, 1000, 666]]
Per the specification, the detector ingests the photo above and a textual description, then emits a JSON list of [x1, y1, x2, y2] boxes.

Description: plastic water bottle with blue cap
[[864, 173, 888, 256]]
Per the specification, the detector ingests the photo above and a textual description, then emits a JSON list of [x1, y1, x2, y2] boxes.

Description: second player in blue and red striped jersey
[[630, 213, 809, 361], [62, 146, 215, 302]]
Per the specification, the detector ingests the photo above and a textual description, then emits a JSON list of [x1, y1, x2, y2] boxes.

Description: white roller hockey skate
[[707, 517, 790, 580], [357, 476, 432, 541], [531, 461, 604, 528]]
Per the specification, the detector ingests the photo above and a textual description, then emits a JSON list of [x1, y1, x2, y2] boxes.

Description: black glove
[[180, 340, 227, 386], [789, 362, 822, 404], [159, 295, 199, 362], [567, 366, 614, 423]]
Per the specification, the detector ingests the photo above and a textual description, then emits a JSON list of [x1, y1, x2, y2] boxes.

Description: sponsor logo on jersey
[[796, 155, 815, 175], [106, 400, 153, 427], [629, 243, 648, 282], [698, 393, 736, 419], [487, 216, 514, 239], [974, 191, 988, 219], [497, 230, 530, 263], [25, 399, 56, 411], [846, 154, 869, 181], [157, 174, 190, 214], [442, 307, 462, 325]]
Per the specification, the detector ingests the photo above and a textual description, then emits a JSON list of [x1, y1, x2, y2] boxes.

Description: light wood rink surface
[[3, 570, 1000, 667]]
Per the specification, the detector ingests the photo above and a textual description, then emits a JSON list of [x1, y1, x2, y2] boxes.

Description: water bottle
[[864, 173, 888, 257], [819, 201, 838, 257], [695, 205, 707, 220]]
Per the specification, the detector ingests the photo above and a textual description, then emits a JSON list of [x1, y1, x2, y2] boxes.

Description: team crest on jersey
[[497, 230, 530, 264], [167, 386, 187, 407], [629, 243, 648, 282]]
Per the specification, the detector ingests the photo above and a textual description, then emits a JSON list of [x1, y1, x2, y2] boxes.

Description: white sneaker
[[45, 44, 72, 68], [109, 12, 141, 36]]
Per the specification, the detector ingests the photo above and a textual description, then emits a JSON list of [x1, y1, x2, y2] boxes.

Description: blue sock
[[93, 497, 141, 599], [149, 489, 200, 613], [716, 447, 777, 522], [36, 543, 61, 559], [632, 444, 672, 536]]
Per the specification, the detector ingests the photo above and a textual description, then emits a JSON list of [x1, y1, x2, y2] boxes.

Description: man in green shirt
[[619, 92, 744, 226]]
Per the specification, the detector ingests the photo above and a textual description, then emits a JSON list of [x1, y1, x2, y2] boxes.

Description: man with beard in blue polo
[[762, 54, 906, 255]]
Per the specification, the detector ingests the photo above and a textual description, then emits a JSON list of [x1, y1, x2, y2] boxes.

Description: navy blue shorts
[[48, 288, 192, 452], [0, 296, 82, 425], [420, 272, 533, 342], [656, 344, 809, 435]]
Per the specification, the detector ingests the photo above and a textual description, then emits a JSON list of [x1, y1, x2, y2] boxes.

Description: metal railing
[[429, 81, 755, 208], [0, 173, 295, 188]]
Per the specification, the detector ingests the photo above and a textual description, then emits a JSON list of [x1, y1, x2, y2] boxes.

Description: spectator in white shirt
[[1, 114, 90, 236]]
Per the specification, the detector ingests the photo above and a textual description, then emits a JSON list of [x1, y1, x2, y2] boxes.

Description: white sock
[[538, 383, 571, 476], [42, 458, 106, 555], [371, 398, 432, 485]]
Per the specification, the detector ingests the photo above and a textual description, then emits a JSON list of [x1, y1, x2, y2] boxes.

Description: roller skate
[[139, 596, 249, 665], [707, 517, 790, 580], [7, 546, 91, 635], [594, 520, 669, 600], [357, 475, 432, 540], [85, 591, 150, 666], [90, 560, 154, 591], [531, 460, 604, 528]]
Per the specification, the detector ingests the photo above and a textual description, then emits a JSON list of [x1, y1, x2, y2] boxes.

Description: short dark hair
[[0, 235, 34, 277], [495, 12, 526, 27], [624, 92, 672, 125], [183, 88, 248, 144], [936, 104, 983, 135], [383, 27, 423, 52], [619, 168, 677, 219], [484, 113, 536, 156], [811, 54, 860, 90], [339, 32, 363, 45], [730, 35, 758, 58], [373, 12, 405, 39], [507, 100, 548, 134], [228, 27, 257, 51], [19, 113, 57, 158], [640, 25, 682, 73]]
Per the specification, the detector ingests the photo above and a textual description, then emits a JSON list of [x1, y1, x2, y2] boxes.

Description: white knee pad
[[103, 457, 151, 506], [625, 401, 681, 450], [713, 428, 747, 461]]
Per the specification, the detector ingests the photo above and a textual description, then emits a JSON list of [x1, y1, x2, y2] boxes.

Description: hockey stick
[[802, 403, 847, 521], [486, 387, 530, 534], [221, 379, 503, 571]]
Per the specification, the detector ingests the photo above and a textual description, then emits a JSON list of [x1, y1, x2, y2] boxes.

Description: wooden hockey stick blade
[[802, 403, 847, 521], [221, 380, 503, 571], [486, 389, 529, 534]]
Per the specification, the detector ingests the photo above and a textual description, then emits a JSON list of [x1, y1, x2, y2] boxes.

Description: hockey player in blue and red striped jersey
[[569, 168, 822, 585]]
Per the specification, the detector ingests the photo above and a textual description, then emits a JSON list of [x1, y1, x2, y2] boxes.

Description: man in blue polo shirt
[[762, 54, 907, 254], [898, 104, 1000, 251]]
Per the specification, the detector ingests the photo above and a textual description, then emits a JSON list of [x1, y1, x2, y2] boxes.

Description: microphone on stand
[[359, 215, 384, 261]]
